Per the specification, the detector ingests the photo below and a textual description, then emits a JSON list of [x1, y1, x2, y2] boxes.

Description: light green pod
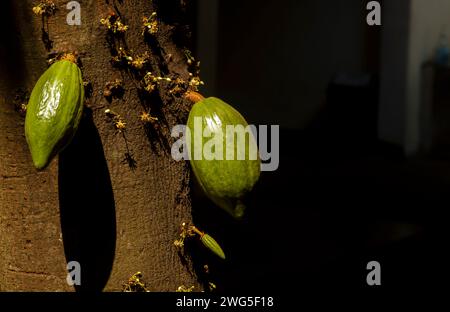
[[187, 97, 260, 218], [25, 60, 84, 170], [201, 233, 226, 260]]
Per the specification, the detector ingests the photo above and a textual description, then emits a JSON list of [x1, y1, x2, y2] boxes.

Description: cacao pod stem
[[185, 91, 205, 104], [60, 53, 77, 64]]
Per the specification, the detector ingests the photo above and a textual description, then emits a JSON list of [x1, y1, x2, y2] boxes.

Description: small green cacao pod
[[187, 96, 260, 218], [25, 59, 84, 170], [201, 233, 226, 260]]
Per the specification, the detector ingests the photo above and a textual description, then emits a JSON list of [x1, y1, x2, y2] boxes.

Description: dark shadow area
[[0, 1, 28, 91], [137, 89, 173, 155], [190, 125, 449, 292], [186, 0, 450, 292], [146, 0, 450, 293], [154, 0, 184, 24], [143, 36, 170, 76], [59, 109, 116, 292], [187, 65, 447, 291], [40, 16, 53, 51], [154, 0, 196, 49], [190, 174, 252, 292], [120, 132, 137, 170]]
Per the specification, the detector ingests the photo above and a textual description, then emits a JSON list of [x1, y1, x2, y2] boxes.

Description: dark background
[[189, 0, 449, 291]]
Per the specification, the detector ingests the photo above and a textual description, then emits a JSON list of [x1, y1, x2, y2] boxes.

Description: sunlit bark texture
[[0, 0, 200, 291]]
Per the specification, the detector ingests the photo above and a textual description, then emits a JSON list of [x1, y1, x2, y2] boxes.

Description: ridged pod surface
[[187, 97, 260, 218], [25, 60, 84, 170], [201, 233, 226, 260]]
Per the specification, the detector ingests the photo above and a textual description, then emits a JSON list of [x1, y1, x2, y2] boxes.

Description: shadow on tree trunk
[[0, 1, 27, 91], [59, 109, 117, 292]]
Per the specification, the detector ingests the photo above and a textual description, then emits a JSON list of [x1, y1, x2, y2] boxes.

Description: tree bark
[[0, 0, 199, 291]]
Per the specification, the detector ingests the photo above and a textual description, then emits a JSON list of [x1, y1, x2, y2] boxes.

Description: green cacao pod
[[25, 59, 84, 170], [187, 96, 260, 218], [201, 233, 226, 260]]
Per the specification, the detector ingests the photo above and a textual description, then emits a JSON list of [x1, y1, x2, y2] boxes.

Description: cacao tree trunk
[[0, 0, 199, 291]]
